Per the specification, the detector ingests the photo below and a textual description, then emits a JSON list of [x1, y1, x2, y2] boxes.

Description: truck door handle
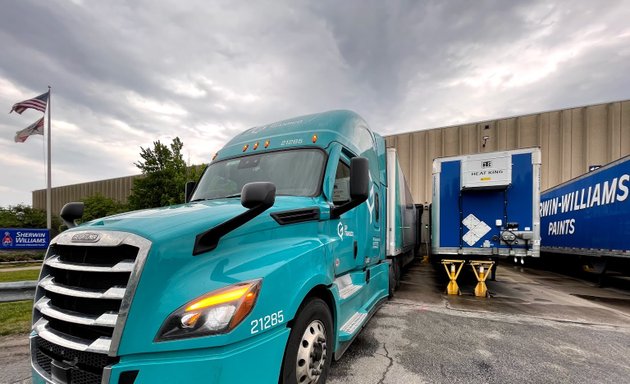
[[353, 241, 358, 258]]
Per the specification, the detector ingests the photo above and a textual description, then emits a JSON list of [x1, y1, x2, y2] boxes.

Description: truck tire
[[281, 298, 332, 384], [395, 258, 402, 290], [388, 260, 396, 297]]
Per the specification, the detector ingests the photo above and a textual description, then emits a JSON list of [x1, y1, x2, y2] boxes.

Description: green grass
[[0, 262, 41, 269], [0, 268, 40, 283], [0, 300, 33, 335]]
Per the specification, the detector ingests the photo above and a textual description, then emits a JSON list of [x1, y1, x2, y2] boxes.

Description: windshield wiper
[[223, 193, 242, 198]]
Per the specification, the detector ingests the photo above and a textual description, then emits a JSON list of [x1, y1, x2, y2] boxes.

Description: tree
[[128, 137, 202, 210], [0, 204, 60, 234], [81, 194, 128, 222]]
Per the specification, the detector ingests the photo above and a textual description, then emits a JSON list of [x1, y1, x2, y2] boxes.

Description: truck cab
[[31, 110, 394, 384]]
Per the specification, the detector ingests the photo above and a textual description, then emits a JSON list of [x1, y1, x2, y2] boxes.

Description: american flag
[[10, 91, 49, 114], [14, 117, 45, 143]]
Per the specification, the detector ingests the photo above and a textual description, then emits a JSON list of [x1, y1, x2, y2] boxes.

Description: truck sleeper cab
[[31, 110, 411, 384]]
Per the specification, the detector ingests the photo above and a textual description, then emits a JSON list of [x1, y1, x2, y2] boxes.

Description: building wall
[[32, 175, 139, 215], [32, 100, 630, 212], [385, 100, 630, 204]]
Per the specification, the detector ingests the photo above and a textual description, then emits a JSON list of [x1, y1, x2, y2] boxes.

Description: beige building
[[385, 99, 630, 204], [34, 99, 630, 212], [33, 175, 139, 216]]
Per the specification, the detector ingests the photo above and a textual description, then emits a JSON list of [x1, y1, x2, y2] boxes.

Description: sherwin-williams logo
[[2, 232, 13, 247], [71, 233, 100, 243]]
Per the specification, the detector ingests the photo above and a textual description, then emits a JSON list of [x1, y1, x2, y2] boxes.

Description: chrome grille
[[33, 336, 116, 384], [31, 230, 151, 383]]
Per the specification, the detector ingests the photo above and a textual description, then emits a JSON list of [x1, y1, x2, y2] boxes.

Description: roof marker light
[[264, 140, 270, 148], [312, 134, 318, 143], [212, 153, 218, 161], [243, 144, 249, 152], [253, 142, 259, 150]]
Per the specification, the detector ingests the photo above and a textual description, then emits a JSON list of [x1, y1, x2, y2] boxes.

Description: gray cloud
[[0, 0, 629, 206]]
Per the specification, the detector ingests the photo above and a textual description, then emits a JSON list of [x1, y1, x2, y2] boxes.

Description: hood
[[101, 195, 326, 355], [75, 195, 323, 264], [80, 198, 258, 242]]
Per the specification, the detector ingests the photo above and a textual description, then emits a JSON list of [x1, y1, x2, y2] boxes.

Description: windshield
[[191, 149, 326, 200]]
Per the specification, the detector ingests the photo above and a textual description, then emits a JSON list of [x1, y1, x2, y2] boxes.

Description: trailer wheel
[[281, 298, 332, 384]]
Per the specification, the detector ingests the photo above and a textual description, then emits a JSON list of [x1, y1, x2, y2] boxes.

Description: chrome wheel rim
[[295, 320, 327, 384]]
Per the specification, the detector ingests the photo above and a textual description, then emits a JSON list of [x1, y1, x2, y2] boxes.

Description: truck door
[[330, 150, 375, 275]]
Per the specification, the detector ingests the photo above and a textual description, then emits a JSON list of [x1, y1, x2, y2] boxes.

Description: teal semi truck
[[30, 110, 417, 384]]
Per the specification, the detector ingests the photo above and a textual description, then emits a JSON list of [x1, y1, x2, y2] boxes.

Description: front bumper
[[32, 326, 290, 384]]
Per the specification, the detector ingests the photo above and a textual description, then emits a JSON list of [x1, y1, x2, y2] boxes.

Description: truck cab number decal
[[280, 139, 303, 146], [251, 310, 284, 334]]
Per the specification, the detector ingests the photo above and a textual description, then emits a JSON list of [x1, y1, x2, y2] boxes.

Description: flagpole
[[46, 86, 52, 230]]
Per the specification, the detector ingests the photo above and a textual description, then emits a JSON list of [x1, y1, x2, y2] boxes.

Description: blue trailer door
[[432, 149, 540, 258]]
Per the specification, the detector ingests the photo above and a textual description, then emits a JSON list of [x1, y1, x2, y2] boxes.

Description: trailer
[[386, 148, 418, 287], [431, 148, 541, 264], [540, 155, 630, 272]]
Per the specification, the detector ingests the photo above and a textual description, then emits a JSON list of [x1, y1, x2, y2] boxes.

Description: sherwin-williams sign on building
[[1, 228, 50, 250]]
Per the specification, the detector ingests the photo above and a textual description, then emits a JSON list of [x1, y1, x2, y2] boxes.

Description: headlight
[[155, 279, 262, 341]]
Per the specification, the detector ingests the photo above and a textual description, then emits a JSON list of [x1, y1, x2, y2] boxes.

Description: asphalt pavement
[[0, 335, 30, 384], [328, 262, 630, 383], [2, 261, 630, 383]]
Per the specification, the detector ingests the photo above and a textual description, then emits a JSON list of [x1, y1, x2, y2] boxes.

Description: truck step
[[334, 273, 365, 300], [338, 284, 362, 299], [339, 311, 367, 340]]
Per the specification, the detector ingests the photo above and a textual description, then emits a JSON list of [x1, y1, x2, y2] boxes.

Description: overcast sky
[[1, 0, 629, 207]]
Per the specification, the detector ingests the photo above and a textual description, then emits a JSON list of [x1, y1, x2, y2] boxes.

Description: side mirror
[[185, 181, 196, 203], [332, 157, 370, 218], [241, 182, 276, 209], [193, 182, 276, 256], [60, 202, 84, 228], [349, 157, 369, 201]]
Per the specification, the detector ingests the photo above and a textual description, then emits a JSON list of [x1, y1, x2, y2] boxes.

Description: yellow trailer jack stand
[[469, 260, 495, 297], [441, 259, 466, 295]]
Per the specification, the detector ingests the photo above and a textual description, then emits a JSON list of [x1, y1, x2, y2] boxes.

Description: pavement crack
[[377, 344, 394, 384]]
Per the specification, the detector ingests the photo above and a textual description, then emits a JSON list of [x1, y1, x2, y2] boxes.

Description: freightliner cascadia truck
[[30, 110, 417, 384], [540, 155, 630, 276], [431, 148, 541, 271]]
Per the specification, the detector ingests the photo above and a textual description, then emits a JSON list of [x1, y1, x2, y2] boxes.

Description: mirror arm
[[331, 198, 366, 219], [192, 182, 275, 256], [192, 203, 269, 256]]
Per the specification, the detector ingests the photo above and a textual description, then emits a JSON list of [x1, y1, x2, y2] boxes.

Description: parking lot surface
[[2, 261, 630, 383], [328, 261, 630, 383]]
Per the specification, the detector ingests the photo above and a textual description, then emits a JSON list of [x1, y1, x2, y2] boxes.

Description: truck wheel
[[395, 258, 402, 290], [388, 260, 396, 297], [281, 298, 332, 384]]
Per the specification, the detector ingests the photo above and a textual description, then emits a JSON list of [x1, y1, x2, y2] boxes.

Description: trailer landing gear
[[470, 260, 495, 297], [441, 259, 466, 295]]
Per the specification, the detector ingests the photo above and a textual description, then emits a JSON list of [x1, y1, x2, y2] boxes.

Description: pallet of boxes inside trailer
[[540, 155, 630, 260], [431, 148, 541, 263]]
